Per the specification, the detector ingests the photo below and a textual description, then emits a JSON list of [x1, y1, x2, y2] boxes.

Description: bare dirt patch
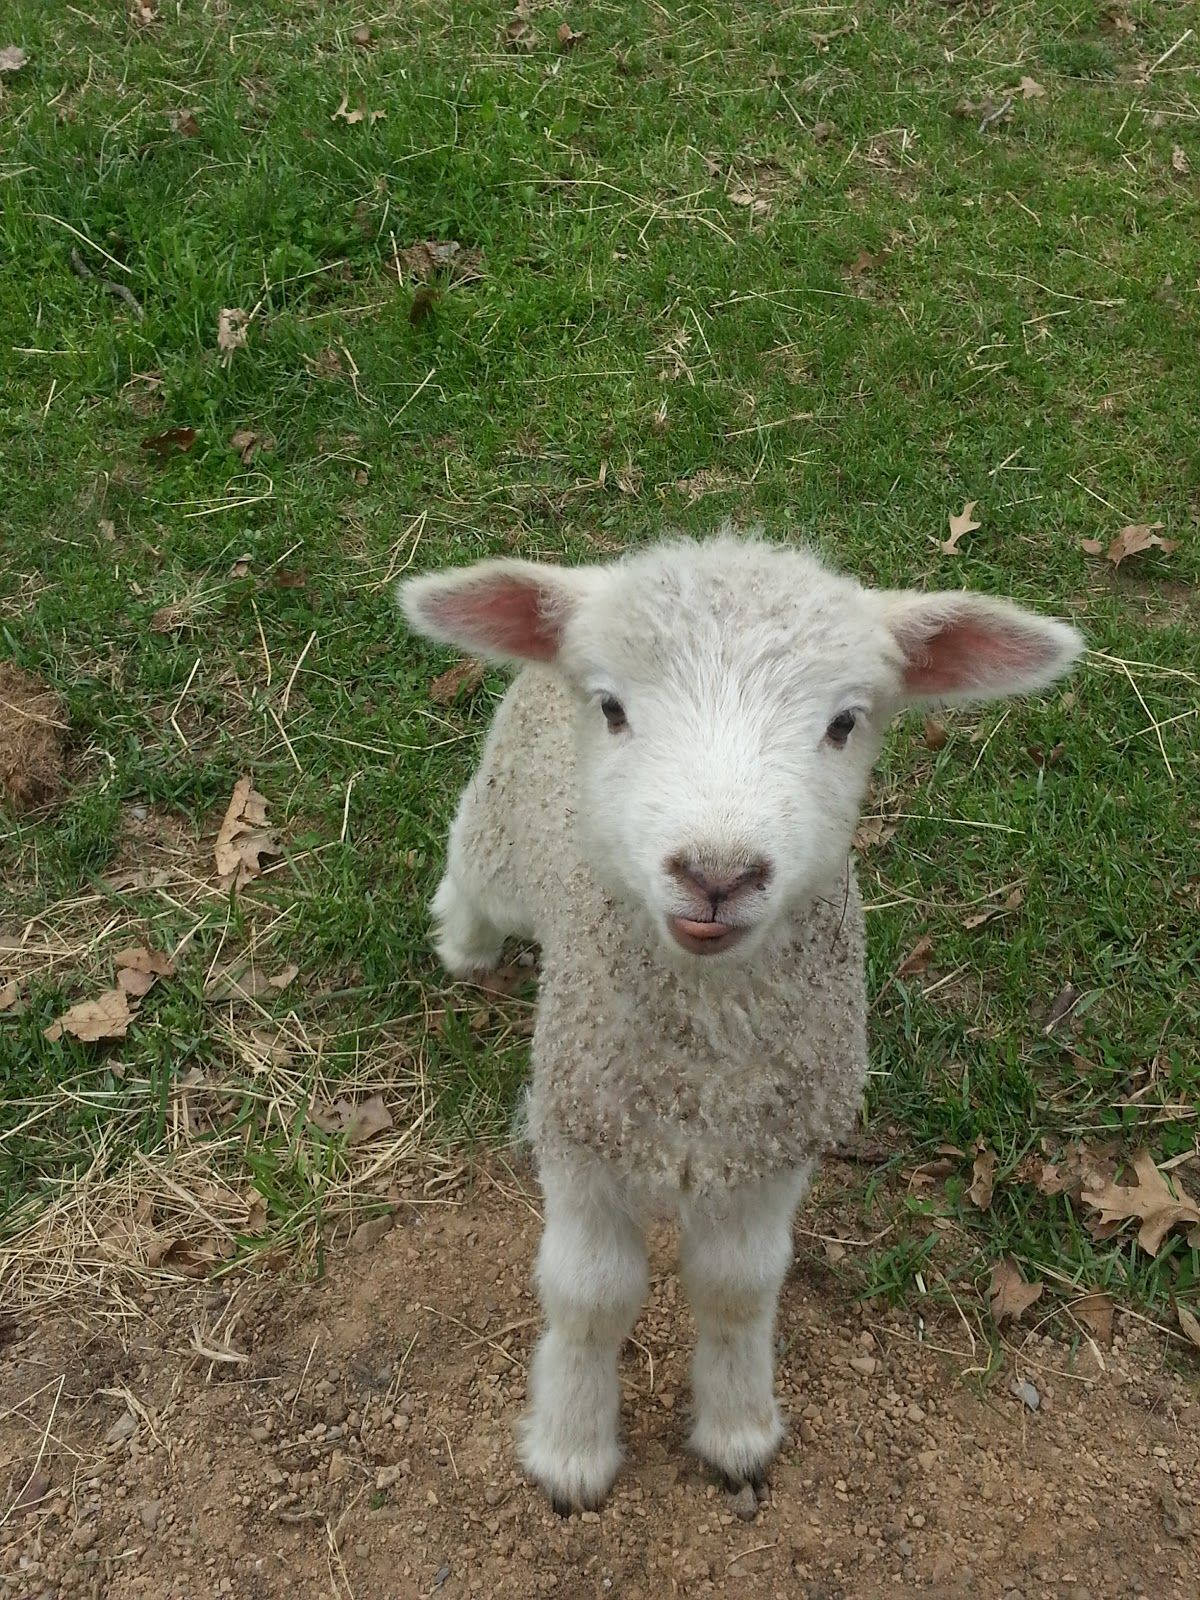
[[0, 663, 66, 812], [2, 1159, 1197, 1600]]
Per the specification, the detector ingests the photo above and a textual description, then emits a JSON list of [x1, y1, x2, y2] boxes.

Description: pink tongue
[[673, 917, 731, 940]]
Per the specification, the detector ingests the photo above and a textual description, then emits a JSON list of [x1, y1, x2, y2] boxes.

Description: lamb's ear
[[398, 559, 599, 666], [879, 590, 1083, 702]]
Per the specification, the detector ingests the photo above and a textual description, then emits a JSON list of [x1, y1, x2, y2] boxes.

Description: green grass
[[1, 1, 1197, 1329]]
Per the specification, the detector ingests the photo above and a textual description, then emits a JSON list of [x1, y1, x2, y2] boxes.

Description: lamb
[[399, 530, 1081, 1515]]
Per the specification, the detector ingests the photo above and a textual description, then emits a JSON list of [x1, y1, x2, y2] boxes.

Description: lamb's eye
[[601, 695, 627, 732], [826, 710, 857, 748]]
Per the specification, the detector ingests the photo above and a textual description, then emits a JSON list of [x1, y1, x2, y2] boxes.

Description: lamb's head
[[401, 534, 1080, 966]]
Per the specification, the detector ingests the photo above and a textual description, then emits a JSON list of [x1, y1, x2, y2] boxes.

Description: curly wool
[[454, 666, 868, 1204]]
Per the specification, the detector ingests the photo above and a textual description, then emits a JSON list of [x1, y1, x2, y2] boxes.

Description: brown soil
[[2, 1160, 1197, 1600], [0, 663, 66, 812]]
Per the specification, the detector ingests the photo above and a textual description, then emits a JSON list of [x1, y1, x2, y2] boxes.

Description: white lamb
[[400, 530, 1080, 1515]]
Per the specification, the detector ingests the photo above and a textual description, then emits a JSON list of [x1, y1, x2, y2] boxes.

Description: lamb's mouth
[[667, 916, 748, 956]]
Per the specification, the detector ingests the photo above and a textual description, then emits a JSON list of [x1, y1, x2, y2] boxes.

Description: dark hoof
[[714, 1465, 766, 1496], [550, 1494, 573, 1518]]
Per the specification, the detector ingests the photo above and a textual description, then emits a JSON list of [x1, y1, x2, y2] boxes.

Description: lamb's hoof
[[518, 1426, 621, 1515], [689, 1415, 782, 1497], [714, 1465, 767, 1497]]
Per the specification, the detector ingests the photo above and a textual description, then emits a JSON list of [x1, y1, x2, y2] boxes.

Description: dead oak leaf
[[217, 308, 250, 366], [895, 933, 933, 979], [968, 1140, 997, 1211], [45, 986, 135, 1044], [0, 45, 29, 72], [1016, 76, 1045, 99], [1083, 522, 1178, 566], [1171, 146, 1189, 177], [114, 944, 174, 999], [140, 426, 196, 456], [204, 961, 297, 1002], [1080, 1149, 1200, 1257], [922, 716, 948, 751], [1073, 1291, 1114, 1348], [0, 979, 23, 1013], [989, 1257, 1043, 1325], [309, 1093, 393, 1144], [1178, 1305, 1200, 1351], [395, 239, 484, 285], [962, 885, 1025, 931], [214, 776, 282, 890], [332, 94, 386, 126], [942, 501, 981, 555], [229, 428, 273, 465], [171, 108, 200, 136], [557, 22, 584, 49], [429, 658, 485, 705]]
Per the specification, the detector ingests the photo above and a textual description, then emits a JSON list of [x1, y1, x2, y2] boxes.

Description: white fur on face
[[556, 538, 900, 962]]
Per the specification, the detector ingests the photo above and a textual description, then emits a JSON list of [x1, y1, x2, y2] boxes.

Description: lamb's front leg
[[518, 1165, 647, 1515], [681, 1166, 811, 1490]]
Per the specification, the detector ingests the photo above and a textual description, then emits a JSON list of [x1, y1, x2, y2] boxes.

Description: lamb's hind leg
[[681, 1166, 811, 1491], [518, 1164, 647, 1514]]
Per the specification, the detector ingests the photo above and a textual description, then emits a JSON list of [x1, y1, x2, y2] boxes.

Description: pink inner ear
[[423, 574, 562, 662], [903, 615, 1052, 693]]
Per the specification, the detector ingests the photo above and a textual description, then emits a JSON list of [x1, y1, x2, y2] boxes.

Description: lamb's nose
[[667, 854, 773, 907]]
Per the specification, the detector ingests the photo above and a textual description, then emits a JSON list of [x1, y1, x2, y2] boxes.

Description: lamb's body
[[402, 531, 1081, 1514], [446, 667, 868, 1204]]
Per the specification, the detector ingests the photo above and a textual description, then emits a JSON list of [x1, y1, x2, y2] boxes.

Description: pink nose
[[667, 854, 772, 909]]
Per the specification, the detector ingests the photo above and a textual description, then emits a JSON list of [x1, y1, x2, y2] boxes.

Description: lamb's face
[[561, 547, 896, 964], [401, 530, 1081, 972]]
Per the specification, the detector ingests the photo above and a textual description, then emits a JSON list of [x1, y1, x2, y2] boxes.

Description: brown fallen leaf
[[214, 776, 282, 890], [895, 934, 933, 979], [229, 428, 273, 465], [557, 22, 584, 49], [45, 987, 135, 1044], [351, 24, 372, 47], [907, 1144, 964, 1192], [0, 979, 20, 1013], [347, 1093, 392, 1143], [141, 426, 196, 456], [1016, 76, 1045, 99], [114, 944, 174, 998], [962, 885, 1025, 931], [989, 1257, 1043, 1324], [350, 1211, 397, 1252], [395, 239, 484, 285], [1082, 522, 1178, 566], [852, 815, 896, 853], [205, 961, 297, 1002], [309, 1093, 393, 1144], [130, 1, 158, 24], [942, 501, 981, 556], [10, 1469, 50, 1515], [922, 716, 948, 751], [1072, 1291, 1114, 1347], [171, 108, 200, 136], [968, 1140, 997, 1211], [505, 2, 538, 51], [429, 658, 485, 705], [228, 553, 252, 579], [1079, 1149, 1200, 1257], [332, 94, 386, 126], [1171, 146, 1190, 177], [217, 308, 249, 365], [1040, 982, 1080, 1035], [1178, 1305, 1200, 1351], [0, 45, 30, 73]]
